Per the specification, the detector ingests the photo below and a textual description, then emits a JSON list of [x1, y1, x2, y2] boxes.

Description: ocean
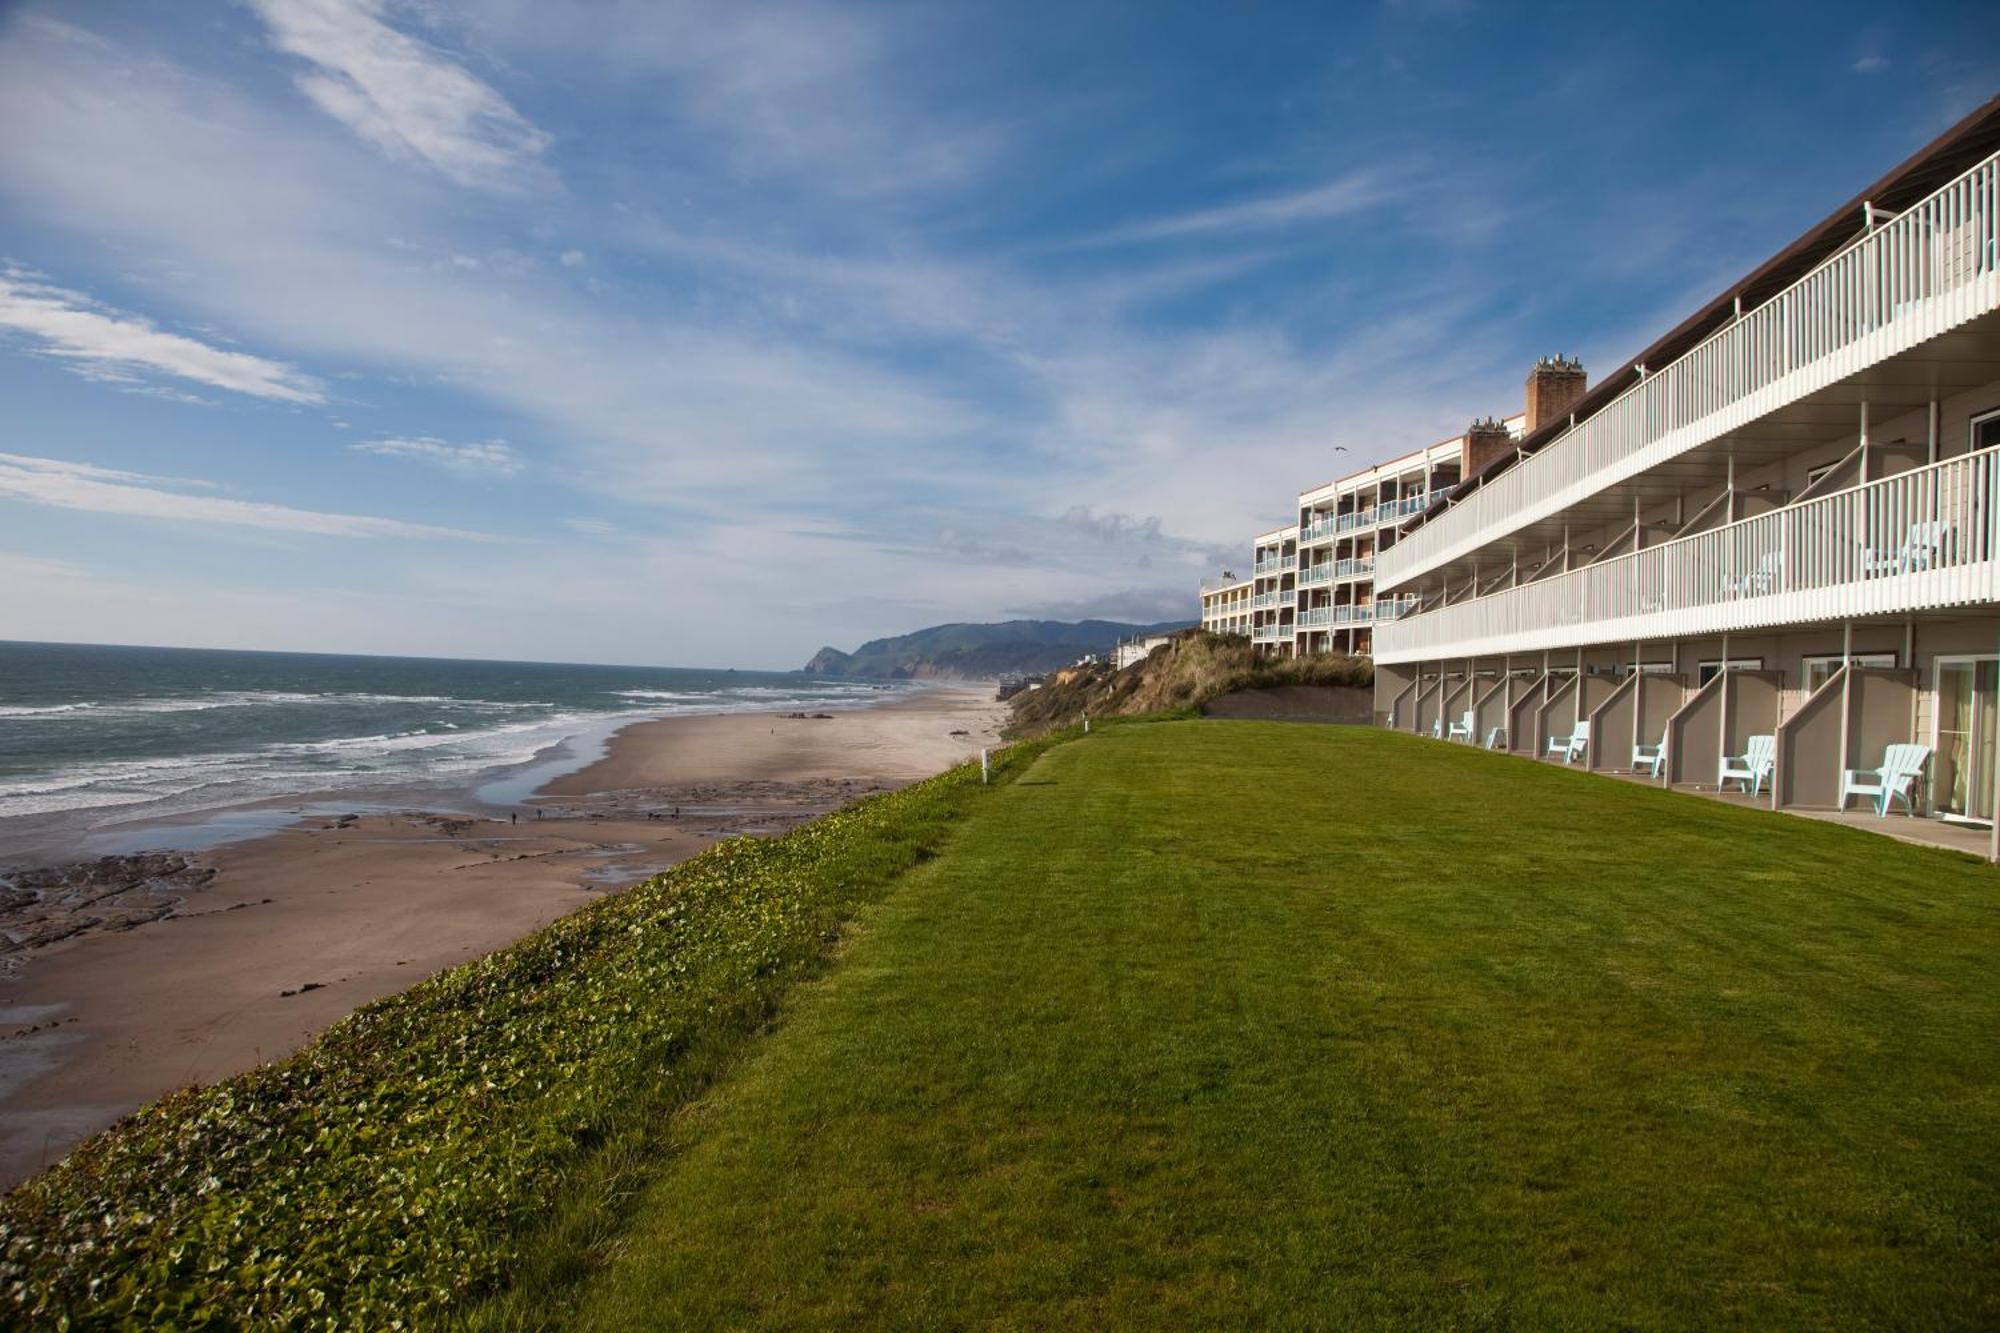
[[0, 641, 902, 855]]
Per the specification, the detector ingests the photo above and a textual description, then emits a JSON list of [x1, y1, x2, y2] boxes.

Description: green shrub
[[0, 736, 1058, 1327]]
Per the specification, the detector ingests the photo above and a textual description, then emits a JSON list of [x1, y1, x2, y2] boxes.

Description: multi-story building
[[1372, 95, 2000, 849], [1201, 416, 1530, 660], [1291, 423, 1525, 657], [1248, 525, 1299, 650], [1199, 574, 1253, 635]]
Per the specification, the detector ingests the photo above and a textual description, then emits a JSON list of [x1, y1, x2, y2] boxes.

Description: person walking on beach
[[510, 811, 517, 825]]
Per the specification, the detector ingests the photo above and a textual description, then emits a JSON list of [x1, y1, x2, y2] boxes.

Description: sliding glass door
[[1934, 657, 1998, 822]]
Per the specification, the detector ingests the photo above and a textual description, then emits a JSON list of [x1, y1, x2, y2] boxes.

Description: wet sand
[[0, 686, 1006, 1188]]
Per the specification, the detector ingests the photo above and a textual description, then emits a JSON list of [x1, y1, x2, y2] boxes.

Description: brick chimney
[[1461, 416, 1515, 479], [1524, 354, 1587, 434]]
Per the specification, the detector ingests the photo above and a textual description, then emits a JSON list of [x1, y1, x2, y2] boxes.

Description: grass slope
[[0, 737, 1059, 1327], [548, 721, 2000, 1329]]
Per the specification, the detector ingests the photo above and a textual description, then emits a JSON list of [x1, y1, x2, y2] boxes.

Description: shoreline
[[0, 684, 1007, 1189]]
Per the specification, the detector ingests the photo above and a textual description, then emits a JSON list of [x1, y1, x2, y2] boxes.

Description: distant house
[[1113, 633, 1176, 671]]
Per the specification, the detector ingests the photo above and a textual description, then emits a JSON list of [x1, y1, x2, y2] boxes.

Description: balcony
[[1299, 564, 1333, 586], [1299, 607, 1332, 628], [1374, 448, 2000, 664], [1253, 555, 1297, 576], [1377, 151, 2000, 592], [1333, 557, 1375, 579], [1252, 623, 1289, 643], [1300, 515, 1339, 544], [1384, 494, 1429, 519]]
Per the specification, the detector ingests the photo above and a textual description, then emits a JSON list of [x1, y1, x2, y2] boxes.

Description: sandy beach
[[0, 685, 1006, 1189]]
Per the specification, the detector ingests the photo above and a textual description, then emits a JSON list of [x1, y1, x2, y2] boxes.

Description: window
[[1973, 407, 2000, 454], [1805, 462, 1837, 488], [1801, 652, 1897, 695], [1697, 657, 1764, 686]]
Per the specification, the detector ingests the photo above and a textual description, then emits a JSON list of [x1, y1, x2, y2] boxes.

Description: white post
[[980, 748, 990, 785], [1831, 621, 1854, 814], [1083, 715, 1091, 734]]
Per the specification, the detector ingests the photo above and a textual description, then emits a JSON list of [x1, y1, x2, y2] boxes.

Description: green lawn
[[518, 721, 2000, 1329]]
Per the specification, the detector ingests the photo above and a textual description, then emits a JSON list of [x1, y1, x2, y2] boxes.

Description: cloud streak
[[0, 452, 490, 540], [351, 435, 524, 477], [1076, 169, 1403, 247], [0, 267, 324, 403], [249, 0, 554, 192]]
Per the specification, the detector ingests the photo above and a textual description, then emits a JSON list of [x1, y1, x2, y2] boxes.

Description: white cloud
[[0, 21, 980, 513], [465, 3, 1000, 198], [0, 12, 1513, 665], [1078, 169, 1403, 246], [0, 267, 324, 403], [559, 248, 586, 267], [248, 0, 553, 192], [350, 435, 524, 477], [0, 452, 490, 540]]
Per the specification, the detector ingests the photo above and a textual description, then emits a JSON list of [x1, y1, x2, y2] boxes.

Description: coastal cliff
[[1002, 630, 1372, 738]]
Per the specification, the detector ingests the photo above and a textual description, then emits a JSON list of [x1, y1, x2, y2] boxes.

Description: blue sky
[[1, 1, 1995, 669]]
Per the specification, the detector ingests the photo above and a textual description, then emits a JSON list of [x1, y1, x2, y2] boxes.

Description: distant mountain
[[802, 619, 1190, 681]]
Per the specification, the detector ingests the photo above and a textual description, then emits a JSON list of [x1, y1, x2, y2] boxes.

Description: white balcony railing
[[1333, 557, 1376, 579], [1377, 597, 1418, 621], [1300, 564, 1333, 586], [1252, 623, 1288, 643], [1304, 496, 1425, 546], [1299, 607, 1332, 628], [1385, 494, 1429, 519], [1377, 151, 2000, 592], [1374, 448, 2000, 664]]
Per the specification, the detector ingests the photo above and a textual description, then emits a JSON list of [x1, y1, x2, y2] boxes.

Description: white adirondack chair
[[1718, 734, 1776, 796], [1633, 732, 1668, 779], [1866, 521, 1955, 577], [1546, 719, 1589, 764], [1430, 715, 1443, 739], [1447, 709, 1474, 742], [1840, 743, 1931, 816], [1484, 725, 1507, 750]]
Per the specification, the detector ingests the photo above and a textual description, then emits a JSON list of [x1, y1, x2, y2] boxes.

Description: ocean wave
[[0, 690, 558, 723], [0, 710, 607, 819], [0, 678, 912, 820]]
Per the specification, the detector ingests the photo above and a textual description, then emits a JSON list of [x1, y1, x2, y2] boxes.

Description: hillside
[[1004, 630, 1372, 738], [802, 618, 1188, 680]]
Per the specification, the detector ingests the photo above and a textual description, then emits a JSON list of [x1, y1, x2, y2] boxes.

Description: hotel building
[[1199, 573, 1253, 636], [1371, 97, 2000, 847], [1203, 418, 1529, 659], [1200, 95, 2000, 852]]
